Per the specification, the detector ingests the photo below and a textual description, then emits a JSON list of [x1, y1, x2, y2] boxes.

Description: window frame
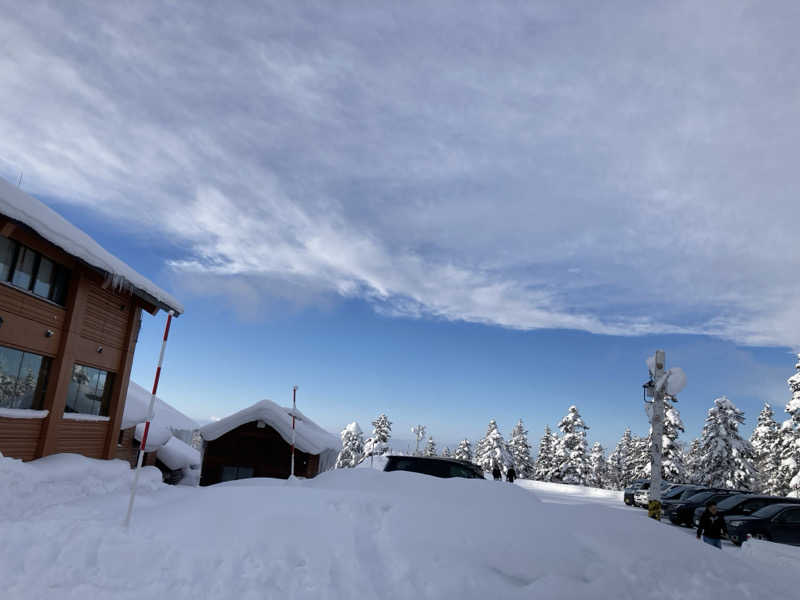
[[64, 363, 116, 417], [0, 235, 71, 306], [0, 343, 52, 411]]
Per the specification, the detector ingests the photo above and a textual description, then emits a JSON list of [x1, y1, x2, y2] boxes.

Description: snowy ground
[[2, 454, 798, 600]]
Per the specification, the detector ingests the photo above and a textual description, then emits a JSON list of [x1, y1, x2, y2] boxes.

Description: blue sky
[[2, 1, 800, 450]]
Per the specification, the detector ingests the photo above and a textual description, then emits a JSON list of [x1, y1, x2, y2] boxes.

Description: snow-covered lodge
[[198, 399, 338, 485], [0, 177, 183, 461]]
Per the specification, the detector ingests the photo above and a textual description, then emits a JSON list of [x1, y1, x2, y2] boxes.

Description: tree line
[[335, 355, 800, 496]]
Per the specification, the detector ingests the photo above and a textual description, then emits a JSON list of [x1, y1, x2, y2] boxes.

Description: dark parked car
[[692, 494, 800, 528], [665, 489, 745, 526], [725, 503, 800, 546], [661, 486, 712, 518], [383, 455, 485, 479], [624, 479, 669, 506]]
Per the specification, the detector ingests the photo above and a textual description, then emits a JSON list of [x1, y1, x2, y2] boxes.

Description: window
[[0, 235, 71, 305], [221, 466, 255, 482], [65, 364, 114, 416], [0, 344, 51, 410], [776, 508, 800, 524]]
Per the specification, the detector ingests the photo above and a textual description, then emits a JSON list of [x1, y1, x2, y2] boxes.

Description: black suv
[[664, 489, 744, 526], [692, 494, 800, 528], [383, 455, 485, 479], [725, 503, 800, 546]]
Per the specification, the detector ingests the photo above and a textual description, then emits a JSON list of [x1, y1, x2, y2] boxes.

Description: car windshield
[[750, 504, 788, 519], [716, 494, 749, 510], [678, 488, 700, 499], [685, 491, 714, 503], [663, 486, 686, 499]]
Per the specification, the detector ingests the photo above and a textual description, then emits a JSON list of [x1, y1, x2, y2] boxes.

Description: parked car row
[[623, 480, 800, 546]]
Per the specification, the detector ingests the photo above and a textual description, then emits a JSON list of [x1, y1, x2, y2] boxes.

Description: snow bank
[[200, 399, 339, 470], [1, 463, 798, 599], [134, 422, 172, 450], [0, 453, 162, 521], [0, 177, 182, 315], [516, 479, 624, 502]]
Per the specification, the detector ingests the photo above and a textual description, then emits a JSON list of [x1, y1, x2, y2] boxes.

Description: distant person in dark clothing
[[506, 467, 516, 483], [492, 466, 502, 481], [697, 501, 727, 549]]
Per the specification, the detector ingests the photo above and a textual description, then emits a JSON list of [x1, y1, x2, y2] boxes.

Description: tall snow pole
[[124, 311, 173, 528], [648, 350, 665, 520], [290, 385, 297, 478]]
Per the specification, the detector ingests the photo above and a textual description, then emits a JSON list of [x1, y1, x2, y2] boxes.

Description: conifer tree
[[684, 438, 702, 484], [441, 446, 451, 458], [454, 438, 473, 463], [475, 419, 513, 474], [607, 429, 634, 489], [555, 405, 590, 484], [775, 355, 800, 496], [533, 425, 557, 481], [508, 418, 534, 478], [363, 413, 392, 458], [698, 396, 756, 490], [335, 422, 364, 468], [750, 403, 781, 493], [660, 396, 686, 482], [424, 436, 437, 457], [629, 435, 652, 482], [588, 442, 608, 488]]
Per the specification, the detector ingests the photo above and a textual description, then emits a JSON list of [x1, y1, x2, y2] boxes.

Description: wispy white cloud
[[1, 1, 799, 347]]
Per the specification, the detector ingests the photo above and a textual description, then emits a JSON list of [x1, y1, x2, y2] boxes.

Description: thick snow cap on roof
[[200, 399, 339, 456], [157, 437, 201, 470], [122, 381, 198, 432], [0, 177, 183, 315]]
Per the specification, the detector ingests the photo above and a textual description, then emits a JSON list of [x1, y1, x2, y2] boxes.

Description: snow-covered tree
[[684, 438, 702, 484], [475, 419, 513, 474], [411, 424, 427, 456], [508, 418, 534, 478], [750, 403, 782, 493], [533, 425, 558, 481], [775, 355, 800, 496], [336, 422, 364, 468], [607, 429, 634, 489], [423, 436, 437, 457], [661, 396, 686, 482], [441, 446, 451, 458], [629, 436, 652, 482], [454, 438, 473, 463], [697, 396, 756, 490], [555, 405, 590, 484], [363, 414, 392, 458], [588, 442, 608, 488]]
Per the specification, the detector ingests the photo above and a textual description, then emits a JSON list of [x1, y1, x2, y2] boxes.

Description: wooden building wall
[[200, 421, 320, 486], [0, 216, 150, 461]]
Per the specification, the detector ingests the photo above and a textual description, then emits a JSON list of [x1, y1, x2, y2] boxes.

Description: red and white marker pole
[[290, 385, 297, 478], [124, 311, 173, 528]]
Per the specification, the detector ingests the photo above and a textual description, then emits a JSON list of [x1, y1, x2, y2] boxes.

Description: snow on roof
[[122, 381, 198, 432], [0, 177, 183, 315], [199, 399, 339, 455], [156, 437, 201, 471]]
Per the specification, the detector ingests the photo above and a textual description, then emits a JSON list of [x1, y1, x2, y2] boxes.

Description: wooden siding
[[0, 284, 64, 356], [80, 283, 131, 351], [0, 417, 44, 460], [54, 419, 109, 458]]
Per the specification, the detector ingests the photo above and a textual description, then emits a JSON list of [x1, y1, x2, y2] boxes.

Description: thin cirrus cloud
[[1, 1, 799, 348]]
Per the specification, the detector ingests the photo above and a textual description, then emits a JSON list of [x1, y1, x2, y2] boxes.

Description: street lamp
[[643, 350, 686, 520]]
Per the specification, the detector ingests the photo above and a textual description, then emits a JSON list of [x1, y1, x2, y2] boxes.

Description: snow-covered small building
[[0, 177, 183, 461], [117, 381, 200, 484], [198, 399, 338, 485]]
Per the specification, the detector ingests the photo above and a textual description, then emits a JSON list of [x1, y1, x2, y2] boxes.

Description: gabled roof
[[122, 381, 198, 432], [0, 177, 183, 315], [199, 399, 339, 455]]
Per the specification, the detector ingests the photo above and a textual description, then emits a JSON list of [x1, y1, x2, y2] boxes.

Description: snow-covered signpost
[[643, 350, 686, 520], [124, 311, 173, 528]]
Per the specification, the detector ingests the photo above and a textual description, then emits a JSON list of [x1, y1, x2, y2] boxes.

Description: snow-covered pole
[[124, 311, 173, 528], [290, 385, 297, 478], [649, 350, 665, 520]]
